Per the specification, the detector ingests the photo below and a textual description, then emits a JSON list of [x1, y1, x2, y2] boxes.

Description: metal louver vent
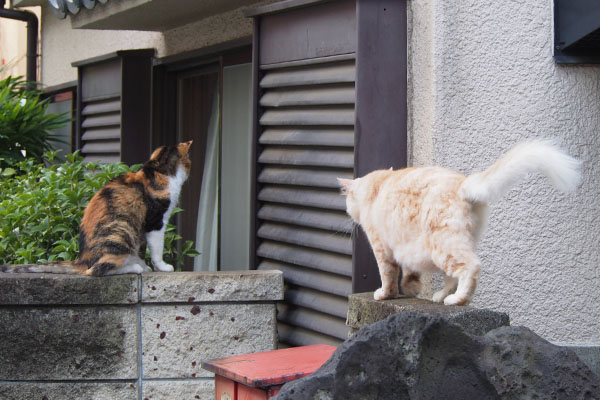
[[255, 58, 355, 347], [80, 96, 121, 163]]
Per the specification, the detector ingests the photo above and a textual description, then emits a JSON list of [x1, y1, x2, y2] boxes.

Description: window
[[43, 83, 76, 161], [153, 43, 253, 271]]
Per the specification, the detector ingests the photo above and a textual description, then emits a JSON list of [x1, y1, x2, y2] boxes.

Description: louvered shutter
[[256, 57, 355, 346], [80, 97, 121, 164], [249, 0, 407, 347], [74, 50, 153, 166]]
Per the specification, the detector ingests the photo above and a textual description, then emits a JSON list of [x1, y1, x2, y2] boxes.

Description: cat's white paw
[[432, 290, 447, 303], [374, 288, 398, 301], [154, 262, 174, 272], [443, 294, 468, 306], [130, 264, 144, 274]]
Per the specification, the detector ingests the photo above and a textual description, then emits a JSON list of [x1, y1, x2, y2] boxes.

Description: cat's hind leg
[[104, 255, 148, 275], [432, 275, 458, 303], [400, 267, 421, 297], [431, 241, 481, 306], [84, 254, 130, 277]]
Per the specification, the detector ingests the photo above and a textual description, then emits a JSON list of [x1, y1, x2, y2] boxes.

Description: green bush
[[0, 152, 199, 269], [0, 75, 70, 168]]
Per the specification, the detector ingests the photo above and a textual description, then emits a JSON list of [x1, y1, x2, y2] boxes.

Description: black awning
[[554, 0, 600, 64]]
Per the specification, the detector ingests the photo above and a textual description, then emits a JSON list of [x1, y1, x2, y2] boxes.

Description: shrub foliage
[[0, 152, 198, 268], [0, 75, 70, 168]]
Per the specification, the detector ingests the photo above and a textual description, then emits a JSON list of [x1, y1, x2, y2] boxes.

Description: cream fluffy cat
[[338, 140, 581, 306]]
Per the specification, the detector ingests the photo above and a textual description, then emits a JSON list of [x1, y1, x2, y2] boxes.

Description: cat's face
[[148, 141, 193, 176], [338, 177, 362, 222]]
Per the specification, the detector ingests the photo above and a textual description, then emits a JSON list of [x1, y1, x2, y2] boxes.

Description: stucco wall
[[40, 3, 162, 86], [409, 0, 600, 344], [39, 1, 271, 87], [0, 6, 40, 80]]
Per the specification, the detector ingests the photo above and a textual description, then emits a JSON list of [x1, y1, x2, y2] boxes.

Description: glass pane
[[220, 63, 252, 271], [46, 97, 72, 162]]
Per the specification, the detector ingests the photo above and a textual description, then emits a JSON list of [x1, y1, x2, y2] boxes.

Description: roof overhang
[[553, 0, 600, 63], [14, 0, 263, 31], [13, 0, 45, 6]]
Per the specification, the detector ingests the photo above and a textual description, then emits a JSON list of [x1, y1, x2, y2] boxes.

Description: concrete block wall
[[0, 270, 283, 400]]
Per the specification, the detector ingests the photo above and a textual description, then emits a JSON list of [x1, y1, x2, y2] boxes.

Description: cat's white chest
[[164, 165, 188, 224]]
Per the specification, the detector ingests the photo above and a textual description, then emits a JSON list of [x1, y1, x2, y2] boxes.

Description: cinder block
[[141, 270, 284, 303], [0, 382, 137, 400], [142, 303, 277, 378], [347, 292, 509, 336], [0, 273, 138, 305], [142, 379, 214, 400], [0, 307, 138, 380]]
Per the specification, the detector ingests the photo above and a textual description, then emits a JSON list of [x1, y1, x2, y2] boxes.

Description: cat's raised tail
[[460, 139, 581, 203], [0, 262, 86, 274]]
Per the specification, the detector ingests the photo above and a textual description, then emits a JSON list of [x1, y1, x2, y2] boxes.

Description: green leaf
[[0, 139, 198, 267]]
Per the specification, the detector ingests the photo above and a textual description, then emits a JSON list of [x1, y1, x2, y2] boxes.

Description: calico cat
[[338, 140, 580, 305], [0, 141, 192, 276]]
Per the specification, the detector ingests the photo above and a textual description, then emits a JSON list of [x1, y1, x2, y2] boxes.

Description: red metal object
[[202, 344, 337, 400]]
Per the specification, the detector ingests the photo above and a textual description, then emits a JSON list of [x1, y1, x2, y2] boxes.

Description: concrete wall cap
[[141, 270, 284, 303], [0, 273, 139, 305], [347, 292, 510, 337]]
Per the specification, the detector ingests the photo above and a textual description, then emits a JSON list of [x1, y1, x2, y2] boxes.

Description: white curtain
[[193, 88, 220, 271]]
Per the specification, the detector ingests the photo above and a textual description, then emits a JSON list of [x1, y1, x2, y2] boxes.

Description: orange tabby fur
[[339, 140, 580, 305]]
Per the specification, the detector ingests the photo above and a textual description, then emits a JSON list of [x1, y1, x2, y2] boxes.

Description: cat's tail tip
[[460, 139, 582, 203]]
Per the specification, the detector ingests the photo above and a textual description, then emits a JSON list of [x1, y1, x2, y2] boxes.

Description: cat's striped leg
[[373, 261, 400, 301], [432, 275, 458, 303], [442, 253, 480, 306], [365, 230, 400, 300], [431, 240, 481, 305]]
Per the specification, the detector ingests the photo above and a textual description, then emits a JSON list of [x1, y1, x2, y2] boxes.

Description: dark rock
[[275, 313, 600, 400]]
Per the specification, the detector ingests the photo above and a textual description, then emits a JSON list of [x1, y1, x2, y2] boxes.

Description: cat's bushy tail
[[460, 139, 581, 203], [0, 261, 86, 274]]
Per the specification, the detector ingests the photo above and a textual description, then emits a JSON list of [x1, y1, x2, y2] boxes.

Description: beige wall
[[0, 6, 40, 80], [39, 1, 271, 87], [40, 3, 163, 86]]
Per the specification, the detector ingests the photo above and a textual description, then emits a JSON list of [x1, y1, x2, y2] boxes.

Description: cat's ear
[[149, 146, 164, 160], [337, 178, 355, 195], [178, 141, 193, 155]]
